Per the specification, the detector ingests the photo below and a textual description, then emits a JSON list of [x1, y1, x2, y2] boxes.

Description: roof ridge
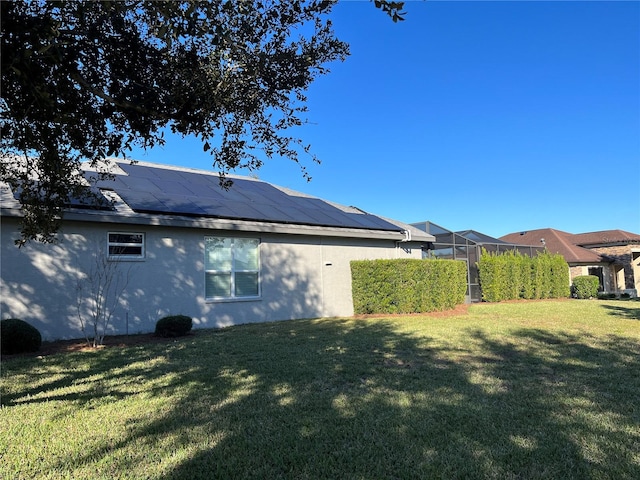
[[550, 229, 574, 246], [553, 229, 605, 260], [108, 157, 259, 182]]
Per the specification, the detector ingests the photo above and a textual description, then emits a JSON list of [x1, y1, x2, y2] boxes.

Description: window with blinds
[[205, 237, 260, 300]]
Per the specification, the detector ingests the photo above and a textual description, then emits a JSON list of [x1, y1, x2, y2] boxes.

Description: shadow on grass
[[600, 301, 640, 320], [3, 318, 639, 479], [466, 327, 640, 479], [1, 343, 185, 407]]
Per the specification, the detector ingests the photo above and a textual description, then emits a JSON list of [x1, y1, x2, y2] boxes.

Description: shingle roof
[[499, 228, 604, 263], [571, 230, 640, 246]]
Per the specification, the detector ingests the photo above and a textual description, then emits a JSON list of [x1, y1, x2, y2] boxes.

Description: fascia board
[[1, 189, 435, 242], [1, 205, 435, 242], [57, 210, 429, 241]]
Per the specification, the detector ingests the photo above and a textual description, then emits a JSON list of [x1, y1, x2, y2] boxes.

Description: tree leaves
[[1, 0, 402, 244], [373, 0, 406, 22]]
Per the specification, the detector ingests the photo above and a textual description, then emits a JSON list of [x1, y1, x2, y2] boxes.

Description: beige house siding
[[1, 217, 422, 341], [569, 266, 585, 278]]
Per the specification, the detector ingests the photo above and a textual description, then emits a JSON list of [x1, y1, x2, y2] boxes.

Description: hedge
[[477, 249, 570, 302], [572, 275, 599, 299], [351, 258, 467, 314]]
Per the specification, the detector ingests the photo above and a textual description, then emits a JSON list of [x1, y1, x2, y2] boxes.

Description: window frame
[[204, 236, 261, 301], [107, 232, 145, 261]]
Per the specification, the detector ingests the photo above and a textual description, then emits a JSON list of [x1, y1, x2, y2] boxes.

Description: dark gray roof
[[455, 229, 511, 245], [92, 161, 403, 232]]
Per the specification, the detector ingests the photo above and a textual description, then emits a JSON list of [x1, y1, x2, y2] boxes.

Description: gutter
[[1, 206, 413, 242]]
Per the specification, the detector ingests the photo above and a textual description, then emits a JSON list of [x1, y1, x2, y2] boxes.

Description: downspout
[[395, 230, 411, 243], [395, 230, 412, 257]]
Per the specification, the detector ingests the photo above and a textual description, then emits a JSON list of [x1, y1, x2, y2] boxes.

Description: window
[[205, 237, 260, 300], [108, 232, 145, 259]]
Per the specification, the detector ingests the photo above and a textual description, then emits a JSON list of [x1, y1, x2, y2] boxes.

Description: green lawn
[[1, 300, 639, 479]]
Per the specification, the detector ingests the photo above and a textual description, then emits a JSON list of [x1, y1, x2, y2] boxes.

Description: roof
[[455, 229, 511, 245], [411, 221, 527, 247], [2, 160, 434, 242], [499, 228, 608, 264], [571, 230, 640, 246]]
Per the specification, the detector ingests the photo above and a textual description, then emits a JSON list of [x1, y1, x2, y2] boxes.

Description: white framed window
[[205, 237, 260, 300], [108, 232, 145, 260]]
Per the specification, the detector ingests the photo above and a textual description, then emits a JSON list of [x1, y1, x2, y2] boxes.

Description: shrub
[[351, 259, 467, 314], [1, 318, 42, 354], [478, 249, 569, 302], [573, 275, 599, 299], [155, 315, 193, 337], [549, 253, 571, 298], [621, 293, 631, 299]]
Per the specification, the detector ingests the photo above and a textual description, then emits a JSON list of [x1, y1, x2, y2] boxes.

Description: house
[[500, 228, 640, 296], [411, 221, 545, 302], [1, 160, 433, 341]]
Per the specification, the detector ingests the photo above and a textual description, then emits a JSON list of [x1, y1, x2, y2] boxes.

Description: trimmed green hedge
[[351, 259, 467, 314], [477, 250, 570, 302], [573, 275, 600, 299]]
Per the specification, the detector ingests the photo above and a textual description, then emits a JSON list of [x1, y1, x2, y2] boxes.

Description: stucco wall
[[1, 218, 421, 340]]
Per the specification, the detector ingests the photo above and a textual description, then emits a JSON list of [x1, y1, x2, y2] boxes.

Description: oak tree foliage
[[1, 0, 404, 245]]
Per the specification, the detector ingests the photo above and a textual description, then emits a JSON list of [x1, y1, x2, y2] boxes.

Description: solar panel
[[14, 183, 113, 211], [95, 162, 401, 232], [115, 190, 169, 212]]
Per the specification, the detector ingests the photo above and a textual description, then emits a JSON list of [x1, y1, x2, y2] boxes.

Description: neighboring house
[[1, 160, 433, 341], [500, 228, 640, 296], [411, 221, 544, 302]]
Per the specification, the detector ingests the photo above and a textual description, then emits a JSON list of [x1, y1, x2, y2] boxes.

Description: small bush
[[155, 315, 193, 337], [573, 275, 600, 299], [1, 318, 42, 354], [621, 293, 631, 299]]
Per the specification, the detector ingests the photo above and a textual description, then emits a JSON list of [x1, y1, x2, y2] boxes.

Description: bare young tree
[[75, 248, 134, 347]]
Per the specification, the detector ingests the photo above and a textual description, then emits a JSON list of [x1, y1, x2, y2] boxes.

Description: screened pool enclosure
[[410, 221, 545, 302]]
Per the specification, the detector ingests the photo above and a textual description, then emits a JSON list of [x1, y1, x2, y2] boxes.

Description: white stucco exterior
[[1, 216, 426, 341], [1, 160, 434, 341]]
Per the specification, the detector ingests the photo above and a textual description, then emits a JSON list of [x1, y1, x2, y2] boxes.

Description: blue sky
[[129, 1, 640, 238]]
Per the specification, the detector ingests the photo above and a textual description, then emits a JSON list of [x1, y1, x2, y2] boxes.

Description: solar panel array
[[13, 184, 113, 211], [93, 163, 401, 232]]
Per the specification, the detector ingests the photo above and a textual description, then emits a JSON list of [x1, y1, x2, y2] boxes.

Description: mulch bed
[[354, 303, 470, 320]]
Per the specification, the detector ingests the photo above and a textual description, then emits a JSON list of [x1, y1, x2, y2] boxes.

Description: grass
[[1, 299, 639, 479]]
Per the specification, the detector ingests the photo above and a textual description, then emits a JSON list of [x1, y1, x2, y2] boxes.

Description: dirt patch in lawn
[[354, 302, 471, 320]]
